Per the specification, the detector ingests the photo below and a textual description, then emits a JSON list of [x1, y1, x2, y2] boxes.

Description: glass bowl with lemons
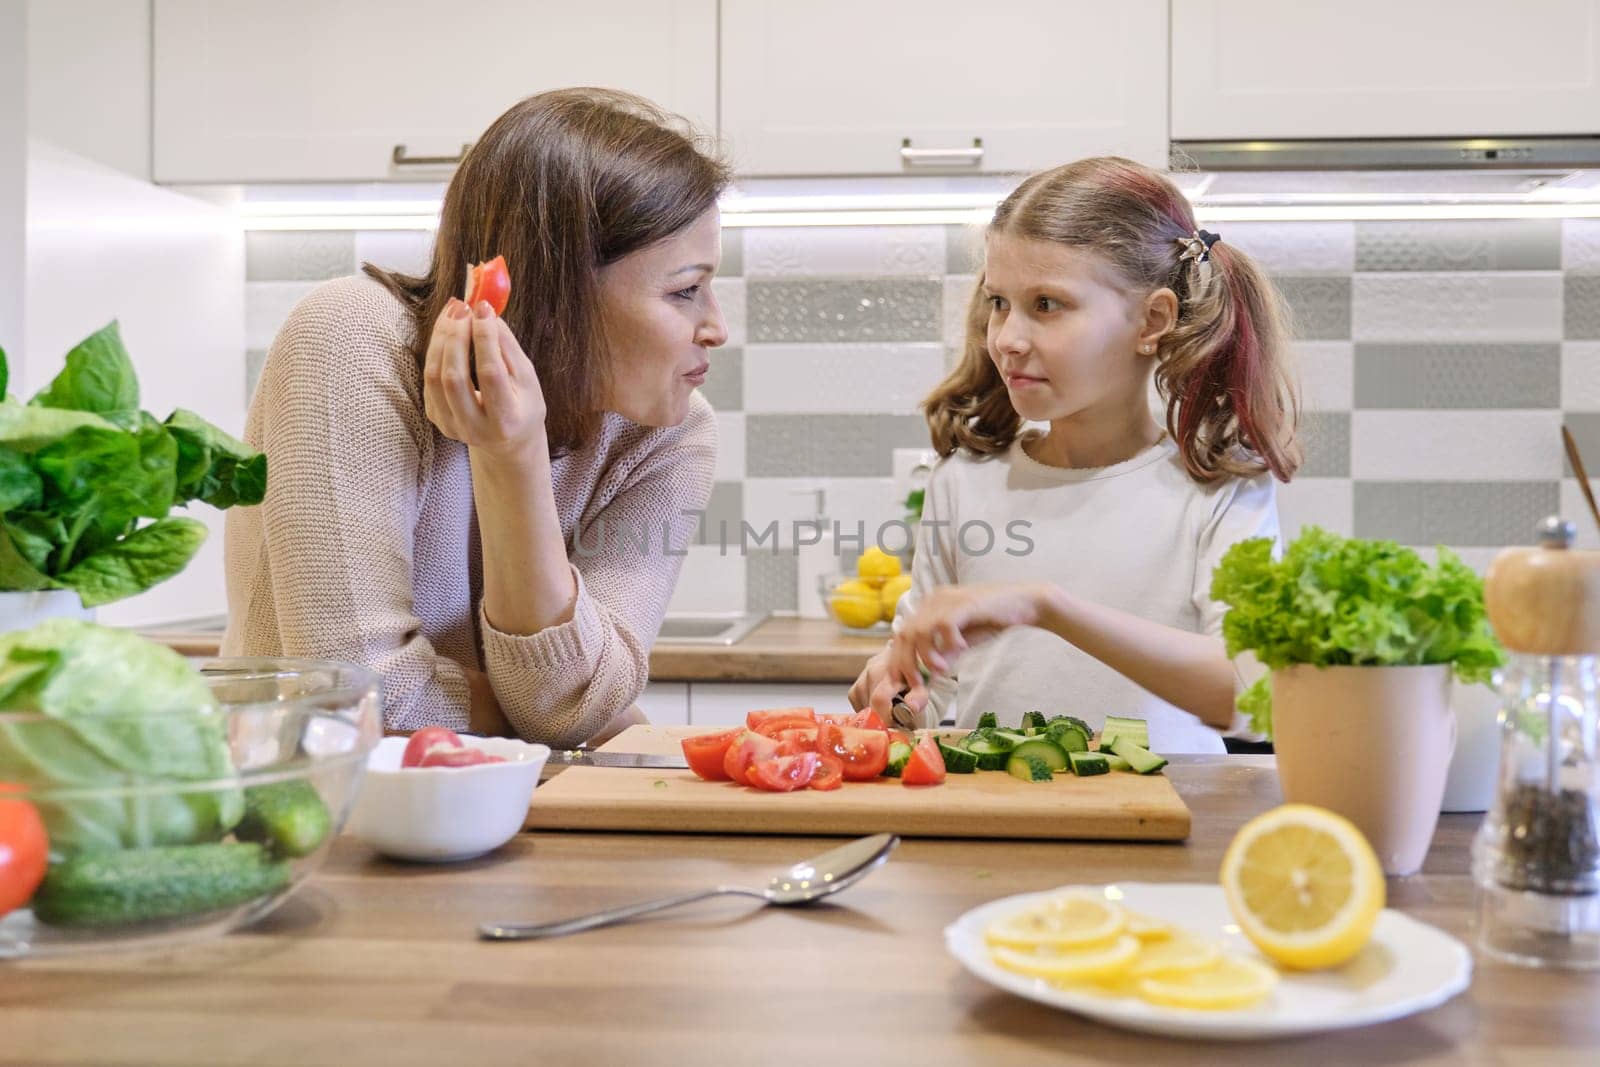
[[819, 546, 913, 635]]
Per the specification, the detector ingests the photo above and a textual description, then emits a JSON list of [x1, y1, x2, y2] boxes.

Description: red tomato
[[746, 753, 820, 792], [464, 254, 511, 315], [402, 726, 464, 768], [681, 728, 741, 781], [809, 755, 844, 791], [746, 707, 817, 730], [775, 727, 819, 756], [886, 729, 913, 748], [722, 731, 780, 786], [417, 746, 505, 768], [0, 786, 48, 917], [753, 716, 819, 740], [817, 709, 886, 731], [900, 734, 946, 786], [816, 723, 889, 781]]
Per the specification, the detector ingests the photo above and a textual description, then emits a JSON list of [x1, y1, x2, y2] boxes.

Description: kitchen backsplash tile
[[747, 278, 940, 343], [695, 481, 744, 546], [240, 216, 1600, 610], [1353, 343, 1561, 409]]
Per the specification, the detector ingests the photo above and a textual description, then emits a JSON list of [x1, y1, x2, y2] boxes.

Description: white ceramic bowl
[[346, 736, 549, 862]]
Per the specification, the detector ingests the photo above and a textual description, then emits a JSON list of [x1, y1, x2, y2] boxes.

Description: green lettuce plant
[[1211, 526, 1503, 737], [0, 322, 265, 606]]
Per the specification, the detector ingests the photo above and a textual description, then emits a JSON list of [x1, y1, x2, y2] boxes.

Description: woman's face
[[598, 207, 728, 427]]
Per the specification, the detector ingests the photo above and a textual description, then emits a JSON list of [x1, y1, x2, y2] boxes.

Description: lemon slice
[[1122, 910, 1174, 942], [990, 934, 1141, 982], [1220, 803, 1385, 970], [1127, 933, 1221, 978], [1136, 955, 1278, 1010], [984, 894, 1126, 950]]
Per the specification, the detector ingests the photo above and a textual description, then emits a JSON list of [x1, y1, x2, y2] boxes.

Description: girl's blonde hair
[[925, 157, 1301, 483]]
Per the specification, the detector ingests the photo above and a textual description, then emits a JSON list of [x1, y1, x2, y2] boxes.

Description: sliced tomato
[[746, 753, 820, 792], [746, 707, 817, 730], [886, 728, 913, 748], [681, 728, 742, 781], [0, 786, 47, 917], [809, 755, 844, 791], [774, 727, 819, 756], [402, 726, 464, 768], [816, 722, 889, 781], [417, 746, 505, 768], [817, 709, 887, 731], [723, 731, 780, 786], [464, 254, 511, 315], [752, 716, 820, 740], [900, 734, 947, 786]]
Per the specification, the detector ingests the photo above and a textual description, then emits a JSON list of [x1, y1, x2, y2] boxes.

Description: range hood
[[1172, 137, 1600, 171]]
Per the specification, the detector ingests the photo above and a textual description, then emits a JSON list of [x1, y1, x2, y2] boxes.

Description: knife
[[540, 749, 689, 780]]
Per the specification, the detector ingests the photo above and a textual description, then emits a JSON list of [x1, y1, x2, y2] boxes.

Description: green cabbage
[[1210, 527, 1503, 737], [0, 619, 241, 856]]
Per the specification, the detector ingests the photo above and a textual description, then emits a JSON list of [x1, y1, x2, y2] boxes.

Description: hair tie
[[1176, 228, 1222, 264]]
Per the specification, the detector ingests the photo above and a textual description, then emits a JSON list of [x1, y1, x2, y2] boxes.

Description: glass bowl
[[818, 573, 894, 635], [0, 658, 380, 958]]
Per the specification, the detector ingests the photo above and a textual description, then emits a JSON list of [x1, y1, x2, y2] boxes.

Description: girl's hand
[[848, 648, 925, 720], [423, 298, 547, 461], [884, 583, 1051, 694]]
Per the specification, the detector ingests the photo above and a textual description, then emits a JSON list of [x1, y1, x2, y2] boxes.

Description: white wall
[[26, 0, 151, 179], [0, 1, 26, 372]]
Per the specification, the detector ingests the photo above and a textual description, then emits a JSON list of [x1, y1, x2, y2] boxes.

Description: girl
[[225, 89, 728, 747], [848, 157, 1300, 753]]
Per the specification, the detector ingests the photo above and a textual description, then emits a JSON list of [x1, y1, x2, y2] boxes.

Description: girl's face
[[982, 231, 1171, 427], [598, 207, 728, 427]]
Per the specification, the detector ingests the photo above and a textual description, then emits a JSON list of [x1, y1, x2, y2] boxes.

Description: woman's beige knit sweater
[[222, 276, 717, 747]]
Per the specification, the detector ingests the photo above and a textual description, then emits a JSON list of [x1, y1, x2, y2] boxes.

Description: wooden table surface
[[142, 616, 885, 684], [4, 758, 1596, 1066]]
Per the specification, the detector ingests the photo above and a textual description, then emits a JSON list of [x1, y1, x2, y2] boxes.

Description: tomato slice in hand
[[746, 707, 817, 730], [900, 734, 947, 786], [816, 723, 889, 781], [681, 728, 742, 781], [723, 731, 780, 786], [402, 726, 464, 768], [0, 786, 48, 917], [464, 254, 511, 315], [417, 746, 505, 768], [809, 755, 844, 791], [746, 753, 820, 792]]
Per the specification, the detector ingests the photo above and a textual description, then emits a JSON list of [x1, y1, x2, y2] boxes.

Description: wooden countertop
[[143, 616, 885, 684], [6, 759, 1596, 1065]]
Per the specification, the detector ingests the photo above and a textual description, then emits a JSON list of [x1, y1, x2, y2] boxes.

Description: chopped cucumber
[[1010, 738, 1068, 773], [1067, 751, 1110, 777], [1100, 715, 1149, 749], [1045, 721, 1089, 753], [883, 740, 914, 777], [1103, 753, 1132, 772], [1021, 711, 1048, 734], [1108, 736, 1169, 775], [1006, 752, 1055, 782], [964, 729, 1016, 771], [937, 741, 979, 773], [976, 711, 998, 730]]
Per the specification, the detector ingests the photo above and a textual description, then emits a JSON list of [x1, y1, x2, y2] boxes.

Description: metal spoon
[[477, 832, 899, 941]]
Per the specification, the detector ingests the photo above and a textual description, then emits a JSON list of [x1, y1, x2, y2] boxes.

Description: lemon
[[1135, 955, 1278, 1010], [879, 574, 913, 621], [984, 893, 1126, 950], [855, 545, 902, 588], [829, 578, 883, 629], [1126, 933, 1220, 978], [990, 934, 1141, 982], [1219, 803, 1385, 971], [1123, 910, 1174, 943]]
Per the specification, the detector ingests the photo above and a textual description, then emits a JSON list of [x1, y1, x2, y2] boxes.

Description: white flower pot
[[0, 589, 95, 632]]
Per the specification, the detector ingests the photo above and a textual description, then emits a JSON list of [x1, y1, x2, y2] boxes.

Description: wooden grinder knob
[[1485, 517, 1600, 655]]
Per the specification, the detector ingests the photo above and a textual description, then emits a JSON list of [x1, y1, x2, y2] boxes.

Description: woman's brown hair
[[365, 87, 730, 457], [925, 157, 1301, 483]]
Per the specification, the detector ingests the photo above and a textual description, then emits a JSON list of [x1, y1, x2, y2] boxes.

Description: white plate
[[945, 883, 1472, 1041]]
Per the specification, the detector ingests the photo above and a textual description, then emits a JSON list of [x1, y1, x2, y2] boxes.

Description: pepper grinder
[[1475, 516, 1600, 969]]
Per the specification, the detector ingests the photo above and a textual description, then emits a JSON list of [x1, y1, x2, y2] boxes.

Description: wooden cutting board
[[524, 726, 1191, 841]]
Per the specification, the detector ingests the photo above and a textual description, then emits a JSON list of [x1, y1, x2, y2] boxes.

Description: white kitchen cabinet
[[1172, 0, 1600, 140], [719, 0, 1169, 175], [636, 683, 690, 727], [686, 683, 853, 726], [152, 0, 717, 183]]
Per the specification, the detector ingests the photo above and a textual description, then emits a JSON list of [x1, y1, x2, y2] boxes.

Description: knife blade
[[540, 749, 690, 780]]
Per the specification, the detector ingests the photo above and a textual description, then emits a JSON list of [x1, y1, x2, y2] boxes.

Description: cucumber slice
[[1006, 752, 1055, 782], [1010, 738, 1068, 773], [883, 740, 914, 777], [964, 729, 1016, 771], [1045, 722, 1088, 753], [1100, 715, 1149, 749], [1103, 753, 1132, 772], [937, 741, 979, 773], [976, 711, 998, 730], [1108, 736, 1169, 775], [1067, 751, 1110, 777], [1021, 711, 1048, 734]]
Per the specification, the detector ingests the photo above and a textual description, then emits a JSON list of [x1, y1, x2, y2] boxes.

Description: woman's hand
[[423, 298, 547, 462]]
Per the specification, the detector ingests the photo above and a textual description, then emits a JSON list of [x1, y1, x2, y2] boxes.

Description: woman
[[224, 88, 729, 747]]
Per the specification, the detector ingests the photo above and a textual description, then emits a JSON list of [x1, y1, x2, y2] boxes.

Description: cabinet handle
[[391, 143, 472, 167], [899, 137, 984, 167]]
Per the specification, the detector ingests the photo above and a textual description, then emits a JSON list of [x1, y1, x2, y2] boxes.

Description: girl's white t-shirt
[[897, 432, 1280, 754]]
